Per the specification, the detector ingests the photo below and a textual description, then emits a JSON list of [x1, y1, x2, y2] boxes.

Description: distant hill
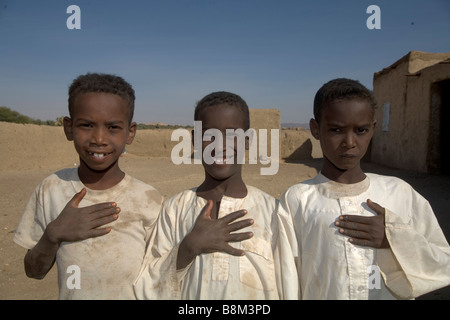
[[281, 122, 310, 129]]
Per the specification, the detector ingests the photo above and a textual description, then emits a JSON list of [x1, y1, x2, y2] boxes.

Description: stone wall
[[371, 51, 450, 172]]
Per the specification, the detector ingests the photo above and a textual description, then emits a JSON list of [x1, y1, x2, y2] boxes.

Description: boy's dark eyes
[[77, 123, 122, 130], [356, 127, 369, 134], [329, 127, 369, 134]]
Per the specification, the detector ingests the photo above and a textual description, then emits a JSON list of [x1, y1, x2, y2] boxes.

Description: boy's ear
[[126, 122, 137, 145], [310, 118, 320, 140], [63, 116, 74, 141]]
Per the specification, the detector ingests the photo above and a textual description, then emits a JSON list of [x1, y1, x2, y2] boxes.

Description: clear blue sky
[[1, 0, 449, 125]]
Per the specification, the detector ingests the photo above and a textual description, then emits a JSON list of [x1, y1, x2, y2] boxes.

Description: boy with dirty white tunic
[[13, 73, 163, 299], [134, 91, 298, 299]]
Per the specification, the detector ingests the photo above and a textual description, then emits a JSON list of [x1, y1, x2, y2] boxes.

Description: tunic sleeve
[[133, 204, 181, 300], [377, 196, 450, 298], [273, 203, 300, 299]]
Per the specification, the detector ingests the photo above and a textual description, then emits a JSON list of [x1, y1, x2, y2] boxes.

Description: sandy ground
[[1, 123, 449, 300]]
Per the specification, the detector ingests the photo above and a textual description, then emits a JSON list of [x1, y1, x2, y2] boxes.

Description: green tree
[[0, 106, 32, 124]]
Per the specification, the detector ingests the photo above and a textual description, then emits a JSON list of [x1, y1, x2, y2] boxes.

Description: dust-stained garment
[[13, 167, 163, 300], [279, 172, 450, 299], [133, 186, 299, 300]]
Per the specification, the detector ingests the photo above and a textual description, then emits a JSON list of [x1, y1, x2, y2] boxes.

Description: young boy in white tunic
[[13, 73, 163, 299], [134, 91, 298, 299], [279, 78, 450, 299]]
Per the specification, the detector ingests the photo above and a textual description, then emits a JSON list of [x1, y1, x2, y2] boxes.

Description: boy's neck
[[321, 171, 367, 184], [196, 176, 247, 200], [321, 163, 366, 184], [196, 176, 247, 220], [78, 163, 125, 190]]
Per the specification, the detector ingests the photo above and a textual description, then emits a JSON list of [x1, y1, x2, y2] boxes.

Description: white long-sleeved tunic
[[279, 172, 450, 299], [134, 186, 299, 300]]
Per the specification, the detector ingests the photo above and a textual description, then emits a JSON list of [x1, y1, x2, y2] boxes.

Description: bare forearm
[[176, 234, 200, 270], [24, 229, 60, 279]]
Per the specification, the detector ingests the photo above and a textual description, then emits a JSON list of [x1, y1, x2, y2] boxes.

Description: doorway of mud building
[[428, 79, 450, 174]]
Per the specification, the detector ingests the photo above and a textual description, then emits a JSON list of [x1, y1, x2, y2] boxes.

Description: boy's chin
[[205, 165, 241, 181]]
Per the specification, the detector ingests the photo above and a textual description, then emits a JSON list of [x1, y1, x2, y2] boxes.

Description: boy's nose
[[343, 132, 356, 148], [91, 127, 107, 145]]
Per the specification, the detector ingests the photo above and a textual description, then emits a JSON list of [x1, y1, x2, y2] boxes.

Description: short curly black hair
[[194, 91, 250, 130], [68, 73, 135, 123], [313, 78, 376, 123]]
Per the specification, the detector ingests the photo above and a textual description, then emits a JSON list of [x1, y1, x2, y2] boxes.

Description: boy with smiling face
[[134, 91, 298, 300], [279, 78, 450, 299], [13, 73, 163, 299]]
